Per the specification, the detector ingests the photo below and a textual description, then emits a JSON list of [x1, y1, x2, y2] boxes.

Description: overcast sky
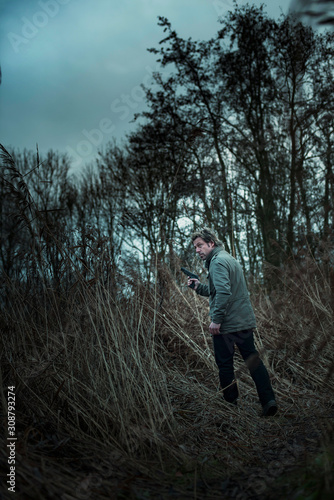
[[0, 0, 291, 174]]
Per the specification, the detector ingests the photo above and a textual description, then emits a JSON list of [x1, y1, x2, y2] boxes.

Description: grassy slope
[[0, 255, 333, 500]]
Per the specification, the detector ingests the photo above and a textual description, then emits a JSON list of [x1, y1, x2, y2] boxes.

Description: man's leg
[[212, 334, 239, 403], [234, 329, 276, 407]]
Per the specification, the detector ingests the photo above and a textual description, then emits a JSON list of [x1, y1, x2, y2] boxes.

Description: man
[[187, 227, 277, 417]]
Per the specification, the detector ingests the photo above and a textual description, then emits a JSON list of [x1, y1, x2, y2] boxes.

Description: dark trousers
[[212, 329, 275, 406]]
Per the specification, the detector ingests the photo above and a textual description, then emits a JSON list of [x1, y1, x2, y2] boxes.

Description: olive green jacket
[[196, 246, 256, 333]]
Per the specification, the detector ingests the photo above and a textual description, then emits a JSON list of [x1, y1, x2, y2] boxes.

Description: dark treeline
[[1, 5, 334, 292]]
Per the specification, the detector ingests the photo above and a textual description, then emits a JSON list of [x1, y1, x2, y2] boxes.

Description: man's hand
[[209, 322, 221, 335], [188, 278, 199, 290]]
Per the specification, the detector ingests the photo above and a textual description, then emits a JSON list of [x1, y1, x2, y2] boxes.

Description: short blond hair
[[190, 227, 223, 247]]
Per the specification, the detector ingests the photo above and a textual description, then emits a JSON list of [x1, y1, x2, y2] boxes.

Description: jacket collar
[[205, 245, 221, 269]]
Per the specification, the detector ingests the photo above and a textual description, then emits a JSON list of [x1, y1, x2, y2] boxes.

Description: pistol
[[181, 267, 200, 288]]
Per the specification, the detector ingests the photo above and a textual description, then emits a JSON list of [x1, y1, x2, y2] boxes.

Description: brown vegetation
[[1, 246, 333, 499]]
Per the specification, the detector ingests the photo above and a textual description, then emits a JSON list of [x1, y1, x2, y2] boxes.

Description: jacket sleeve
[[195, 283, 209, 297], [211, 261, 232, 323]]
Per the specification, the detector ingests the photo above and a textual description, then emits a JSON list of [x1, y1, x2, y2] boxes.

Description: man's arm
[[209, 322, 221, 335], [195, 281, 210, 296], [210, 261, 232, 323], [186, 278, 210, 296]]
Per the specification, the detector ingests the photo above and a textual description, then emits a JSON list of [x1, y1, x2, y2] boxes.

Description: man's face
[[193, 237, 215, 260]]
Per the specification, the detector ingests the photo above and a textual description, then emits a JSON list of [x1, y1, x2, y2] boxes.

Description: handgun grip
[[181, 267, 200, 287]]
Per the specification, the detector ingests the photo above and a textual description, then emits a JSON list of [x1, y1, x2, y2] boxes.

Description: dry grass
[[1, 144, 333, 498], [1, 253, 334, 500]]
